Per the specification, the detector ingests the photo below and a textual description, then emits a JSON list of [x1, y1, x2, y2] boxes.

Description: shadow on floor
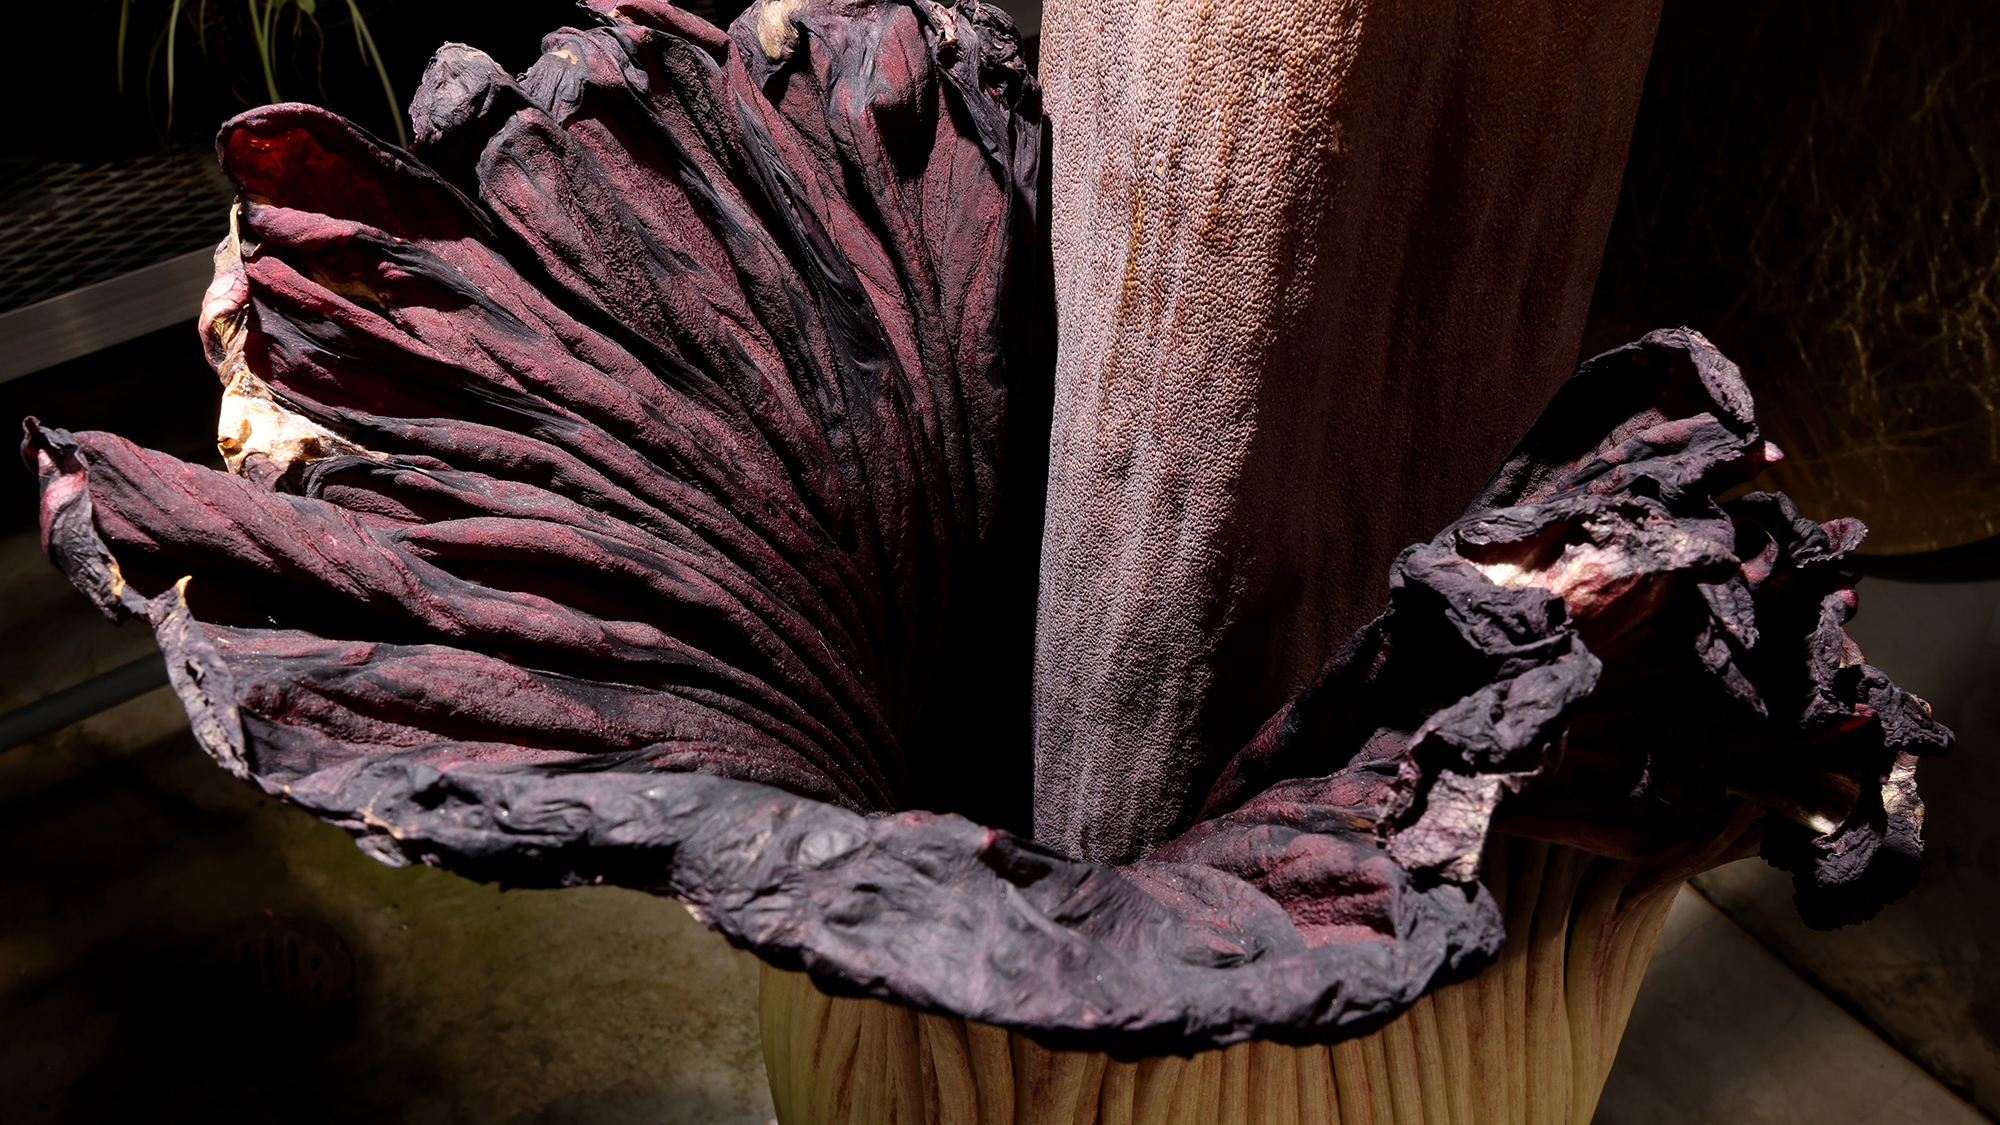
[[0, 724, 773, 1125]]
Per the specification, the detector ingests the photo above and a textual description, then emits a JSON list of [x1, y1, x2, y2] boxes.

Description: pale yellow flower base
[[761, 836, 1740, 1125]]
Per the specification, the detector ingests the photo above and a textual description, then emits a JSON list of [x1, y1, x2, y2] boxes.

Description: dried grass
[[1585, 0, 2000, 553]]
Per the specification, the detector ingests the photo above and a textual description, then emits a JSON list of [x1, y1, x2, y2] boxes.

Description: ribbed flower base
[[760, 838, 1719, 1124]]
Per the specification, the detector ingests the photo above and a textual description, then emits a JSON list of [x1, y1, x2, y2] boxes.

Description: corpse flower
[[24, 0, 1947, 1121]]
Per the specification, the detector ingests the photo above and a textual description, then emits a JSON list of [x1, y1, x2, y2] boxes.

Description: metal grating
[[0, 147, 234, 316]]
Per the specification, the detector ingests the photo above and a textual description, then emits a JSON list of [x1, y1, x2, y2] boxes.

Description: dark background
[[0, 1, 756, 164]]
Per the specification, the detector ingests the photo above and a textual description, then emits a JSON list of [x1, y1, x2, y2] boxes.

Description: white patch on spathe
[[758, 0, 805, 61], [202, 203, 384, 477]]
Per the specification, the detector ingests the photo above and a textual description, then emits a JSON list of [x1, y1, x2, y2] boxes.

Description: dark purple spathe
[[22, 0, 1944, 1053]]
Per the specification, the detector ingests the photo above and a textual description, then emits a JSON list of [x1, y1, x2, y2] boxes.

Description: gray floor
[[0, 717, 774, 1124], [1599, 885, 1983, 1124], [0, 530, 773, 1124]]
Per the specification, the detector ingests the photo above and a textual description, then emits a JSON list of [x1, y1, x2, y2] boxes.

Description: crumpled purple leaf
[[21, 1, 1946, 1053], [1203, 329, 1949, 930]]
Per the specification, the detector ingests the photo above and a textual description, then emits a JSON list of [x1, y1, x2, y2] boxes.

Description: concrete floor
[[0, 525, 1989, 1123], [0, 719, 774, 1124], [1601, 885, 1983, 1124], [0, 532, 773, 1124]]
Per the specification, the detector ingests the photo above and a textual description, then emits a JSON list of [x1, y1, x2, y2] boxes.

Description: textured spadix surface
[[24, 0, 1946, 1054]]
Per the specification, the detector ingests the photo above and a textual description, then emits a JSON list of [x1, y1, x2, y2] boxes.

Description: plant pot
[[759, 833, 1756, 1125]]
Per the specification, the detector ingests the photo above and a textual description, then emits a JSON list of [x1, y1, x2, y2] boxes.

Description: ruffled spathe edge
[[21, 1, 1947, 1054], [25, 416, 1502, 1056]]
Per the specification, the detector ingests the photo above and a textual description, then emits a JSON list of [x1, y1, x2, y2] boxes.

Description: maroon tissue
[[22, 0, 1946, 1054]]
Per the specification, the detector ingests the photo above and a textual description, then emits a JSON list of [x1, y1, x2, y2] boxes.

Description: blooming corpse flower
[[24, 0, 1945, 1066]]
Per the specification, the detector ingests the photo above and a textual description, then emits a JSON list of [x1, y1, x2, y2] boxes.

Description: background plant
[[1584, 0, 2000, 554], [116, 0, 406, 146]]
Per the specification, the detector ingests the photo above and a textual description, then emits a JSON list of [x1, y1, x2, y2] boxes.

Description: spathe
[[23, 0, 1945, 1056]]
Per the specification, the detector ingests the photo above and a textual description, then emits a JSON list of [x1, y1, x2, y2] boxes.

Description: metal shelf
[[0, 147, 231, 382], [0, 249, 215, 382]]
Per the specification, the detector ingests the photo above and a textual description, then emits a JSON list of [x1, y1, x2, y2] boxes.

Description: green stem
[[249, 0, 283, 105], [116, 0, 130, 94], [166, 0, 184, 126], [344, 0, 406, 147]]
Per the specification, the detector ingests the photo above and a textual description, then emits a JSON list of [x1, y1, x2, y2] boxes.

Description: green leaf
[[167, 0, 184, 119], [345, 0, 407, 148], [115, 0, 129, 95]]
